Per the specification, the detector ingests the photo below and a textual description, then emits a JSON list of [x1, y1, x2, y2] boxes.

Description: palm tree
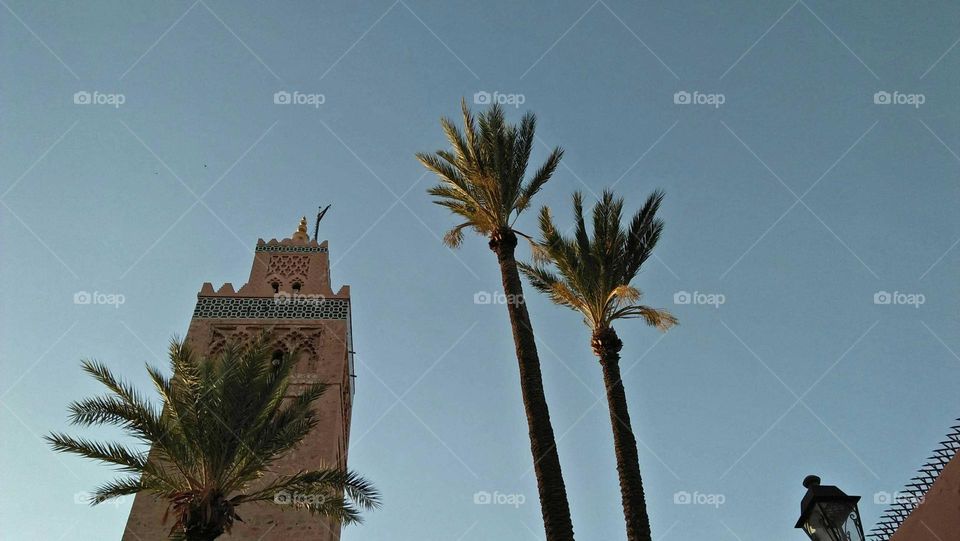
[[46, 333, 379, 541], [519, 189, 677, 541], [416, 100, 574, 540]]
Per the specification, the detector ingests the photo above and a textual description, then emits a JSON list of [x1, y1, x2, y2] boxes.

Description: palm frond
[[625, 189, 665, 277], [527, 240, 551, 265], [45, 433, 147, 473], [89, 477, 147, 505], [611, 306, 678, 331], [609, 285, 642, 304], [48, 331, 379, 536], [516, 147, 563, 216], [418, 99, 562, 248], [517, 262, 560, 297], [521, 189, 678, 333], [239, 468, 380, 526], [443, 222, 472, 248]]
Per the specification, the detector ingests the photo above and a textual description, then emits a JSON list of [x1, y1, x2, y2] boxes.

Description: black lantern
[[795, 475, 865, 541]]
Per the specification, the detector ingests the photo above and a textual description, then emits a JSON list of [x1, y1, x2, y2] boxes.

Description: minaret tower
[[123, 218, 355, 540]]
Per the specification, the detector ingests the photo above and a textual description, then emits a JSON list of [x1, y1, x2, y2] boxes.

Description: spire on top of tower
[[292, 216, 310, 242]]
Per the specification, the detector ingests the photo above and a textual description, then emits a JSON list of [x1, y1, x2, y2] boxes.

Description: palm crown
[[416, 99, 563, 247], [520, 189, 678, 332], [47, 333, 379, 538]]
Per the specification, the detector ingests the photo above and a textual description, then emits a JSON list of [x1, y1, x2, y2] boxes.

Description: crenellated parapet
[[198, 282, 350, 299], [256, 238, 329, 253], [196, 218, 347, 300]]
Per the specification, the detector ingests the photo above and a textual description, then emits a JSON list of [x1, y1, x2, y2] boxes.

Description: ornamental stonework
[[193, 297, 349, 320], [267, 254, 310, 277], [256, 244, 328, 253], [207, 326, 325, 359]]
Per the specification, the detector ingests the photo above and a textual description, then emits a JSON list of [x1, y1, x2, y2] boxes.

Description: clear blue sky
[[2, 1, 960, 539]]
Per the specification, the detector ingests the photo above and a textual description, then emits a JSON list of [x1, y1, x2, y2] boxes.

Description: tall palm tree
[[47, 333, 379, 541], [519, 189, 677, 541], [416, 100, 574, 540]]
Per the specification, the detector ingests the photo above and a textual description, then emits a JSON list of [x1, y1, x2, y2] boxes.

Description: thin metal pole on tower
[[314, 204, 330, 241]]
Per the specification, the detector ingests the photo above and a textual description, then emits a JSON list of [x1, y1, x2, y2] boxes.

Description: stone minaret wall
[[123, 219, 355, 540]]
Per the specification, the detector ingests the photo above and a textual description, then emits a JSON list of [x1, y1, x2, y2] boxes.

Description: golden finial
[[292, 216, 310, 241]]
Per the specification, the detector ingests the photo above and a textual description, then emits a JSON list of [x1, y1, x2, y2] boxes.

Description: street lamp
[[795, 475, 866, 541]]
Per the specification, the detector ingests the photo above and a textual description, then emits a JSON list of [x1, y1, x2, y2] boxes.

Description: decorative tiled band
[[193, 297, 348, 320], [256, 244, 328, 253]]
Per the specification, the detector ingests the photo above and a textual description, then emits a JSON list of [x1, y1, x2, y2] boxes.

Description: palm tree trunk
[[181, 500, 227, 541], [183, 526, 223, 541], [593, 326, 651, 541], [490, 229, 575, 541]]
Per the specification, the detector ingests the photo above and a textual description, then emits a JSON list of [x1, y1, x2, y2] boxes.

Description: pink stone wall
[[888, 453, 960, 541]]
